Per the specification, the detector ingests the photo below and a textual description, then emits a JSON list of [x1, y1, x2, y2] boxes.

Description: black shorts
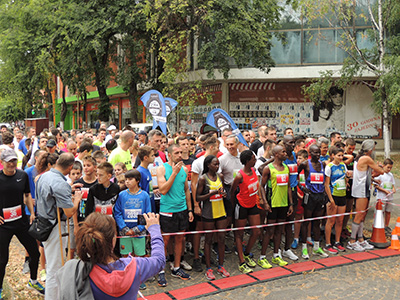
[[160, 210, 189, 233], [333, 195, 346, 206], [224, 198, 233, 218], [290, 187, 298, 208], [268, 206, 288, 220], [202, 216, 227, 223], [234, 203, 260, 220], [303, 193, 327, 212]]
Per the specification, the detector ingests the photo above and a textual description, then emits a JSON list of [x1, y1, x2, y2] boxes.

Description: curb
[[143, 248, 400, 300]]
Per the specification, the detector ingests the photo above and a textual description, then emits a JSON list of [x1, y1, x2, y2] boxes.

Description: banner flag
[[164, 98, 178, 116], [140, 90, 168, 134], [206, 108, 248, 147]]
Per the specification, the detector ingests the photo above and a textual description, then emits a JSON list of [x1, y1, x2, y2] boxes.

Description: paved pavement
[[205, 255, 400, 300], [141, 179, 400, 299]]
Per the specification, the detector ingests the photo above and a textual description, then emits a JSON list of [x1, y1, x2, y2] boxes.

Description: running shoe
[[217, 266, 230, 277], [257, 257, 272, 269], [302, 248, 309, 259], [282, 249, 299, 261], [225, 245, 232, 254], [271, 256, 288, 266], [158, 272, 167, 287], [22, 260, 30, 274], [313, 247, 329, 258], [192, 258, 203, 272], [346, 241, 364, 252], [27, 279, 45, 295], [180, 260, 192, 271], [359, 240, 374, 250], [324, 244, 338, 254], [0, 288, 4, 300], [205, 268, 215, 280], [239, 262, 252, 274], [40, 269, 46, 282], [244, 254, 256, 268], [171, 268, 191, 280], [291, 239, 299, 249], [139, 282, 146, 290], [333, 242, 346, 252], [384, 226, 392, 235]]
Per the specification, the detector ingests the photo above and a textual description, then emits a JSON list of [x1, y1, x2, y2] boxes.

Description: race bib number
[[277, 174, 289, 186], [248, 181, 259, 196], [3, 205, 22, 222], [287, 164, 298, 175], [124, 209, 141, 222], [149, 181, 154, 198], [95, 204, 113, 216], [335, 178, 346, 190], [383, 182, 393, 191], [210, 193, 223, 201], [310, 173, 324, 184]]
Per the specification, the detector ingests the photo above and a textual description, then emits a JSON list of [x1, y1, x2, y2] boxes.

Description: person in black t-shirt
[[0, 149, 44, 296]]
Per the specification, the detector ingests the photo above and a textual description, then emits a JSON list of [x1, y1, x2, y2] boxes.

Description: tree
[[301, 0, 400, 158], [145, 0, 284, 105]]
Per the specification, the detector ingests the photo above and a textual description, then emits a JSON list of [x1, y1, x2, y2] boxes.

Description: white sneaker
[[359, 240, 374, 250], [180, 260, 193, 271], [282, 249, 299, 261], [347, 241, 365, 252]]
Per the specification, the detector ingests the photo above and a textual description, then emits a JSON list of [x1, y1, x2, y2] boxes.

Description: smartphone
[[138, 214, 146, 225], [303, 193, 309, 206]]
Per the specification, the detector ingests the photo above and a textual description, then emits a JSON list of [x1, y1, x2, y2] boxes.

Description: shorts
[[381, 200, 393, 213], [268, 206, 288, 220], [234, 203, 260, 220], [120, 236, 146, 256], [303, 192, 327, 212], [160, 210, 189, 233], [202, 216, 227, 223], [290, 188, 298, 208], [333, 195, 346, 207], [224, 198, 233, 217]]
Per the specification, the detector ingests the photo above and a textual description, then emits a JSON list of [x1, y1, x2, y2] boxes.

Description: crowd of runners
[[0, 122, 396, 299]]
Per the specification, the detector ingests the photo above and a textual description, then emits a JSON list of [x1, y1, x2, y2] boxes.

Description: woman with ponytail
[[56, 212, 165, 299]]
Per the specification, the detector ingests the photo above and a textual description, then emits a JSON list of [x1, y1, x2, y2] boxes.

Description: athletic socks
[[351, 222, 360, 240], [313, 241, 320, 250], [358, 222, 364, 238], [302, 243, 307, 251]]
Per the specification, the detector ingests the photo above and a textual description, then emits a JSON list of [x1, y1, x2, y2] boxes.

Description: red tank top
[[237, 168, 259, 208]]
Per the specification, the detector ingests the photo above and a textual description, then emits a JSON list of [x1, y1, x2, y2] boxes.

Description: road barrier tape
[[117, 207, 371, 239]]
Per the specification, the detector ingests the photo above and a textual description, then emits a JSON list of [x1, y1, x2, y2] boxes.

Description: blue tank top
[[160, 162, 187, 213], [306, 160, 325, 194], [284, 151, 298, 188]]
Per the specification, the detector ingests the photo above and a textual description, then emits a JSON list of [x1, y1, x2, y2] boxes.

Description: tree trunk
[[60, 84, 68, 131], [45, 82, 54, 127], [382, 95, 391, 158], [129, 78, 139, 123]]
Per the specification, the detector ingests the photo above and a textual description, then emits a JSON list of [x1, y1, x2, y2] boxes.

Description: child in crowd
[[116, 174, 127, 191], [375, 158, 396, 232], [114, 169, 152, 290], [68, 161, 83, 259], [86, 162, 120, 218], [92, 150, 107, 165], [137, 146, 155, 212], [73, 156, 98, 229]]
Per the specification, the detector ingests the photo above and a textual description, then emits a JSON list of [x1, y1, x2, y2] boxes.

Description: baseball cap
[[0, 148, 18, 162], [46, 139, 57, 148], [138, 130, 147, 135], [107, 125, 117, 131]]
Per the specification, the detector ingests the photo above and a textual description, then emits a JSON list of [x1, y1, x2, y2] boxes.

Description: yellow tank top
[[204, 174, 226, 219]]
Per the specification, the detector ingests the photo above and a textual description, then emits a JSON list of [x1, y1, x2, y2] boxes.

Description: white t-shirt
[[148, 156, 164, 201], [375, 172, 395, 201], [218, 151, 243, 186], [192, 156, 206, 176]]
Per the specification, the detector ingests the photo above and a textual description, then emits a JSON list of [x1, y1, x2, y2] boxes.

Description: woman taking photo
[[196, 155, 230, 280], [56, 212, 165, 299]]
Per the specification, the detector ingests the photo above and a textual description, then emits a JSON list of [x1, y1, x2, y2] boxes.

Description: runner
[[196, 155, 230, 280], [0, 149, 44, 298], [324, 146, 347, 254], [348, 140, 384, 251], [298, 144, 329, 259], [230, 150, 263, 274], [259, 145, 293, 268]]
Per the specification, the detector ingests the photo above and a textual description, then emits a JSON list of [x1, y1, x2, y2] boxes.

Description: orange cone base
[[370, 228, 390, 248]]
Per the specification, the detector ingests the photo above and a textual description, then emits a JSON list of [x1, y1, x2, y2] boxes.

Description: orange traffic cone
[[369, 199, 390, 248], [393, 217, 400, 235], [389, 230, 400, 250]]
